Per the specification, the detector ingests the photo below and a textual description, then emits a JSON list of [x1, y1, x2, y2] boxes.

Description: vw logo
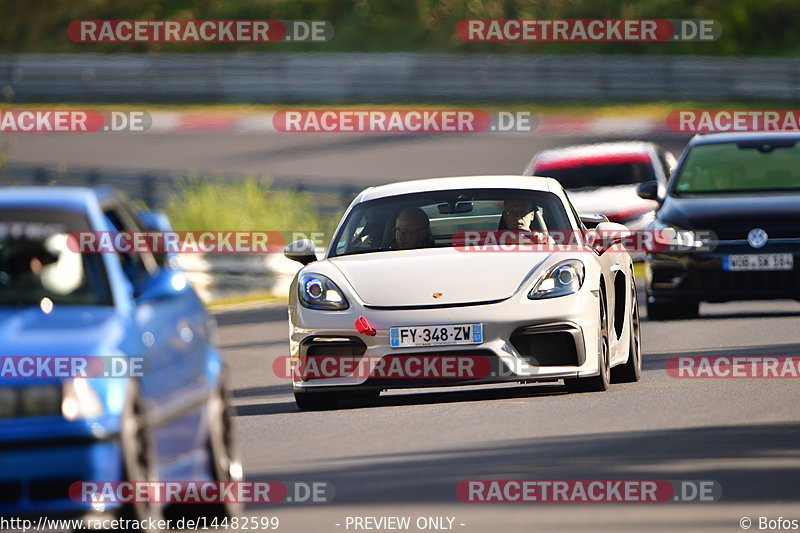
[[747, 228, 768, 249]]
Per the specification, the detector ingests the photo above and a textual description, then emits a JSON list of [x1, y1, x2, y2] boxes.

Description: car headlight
[[650, 221, 713, 250], [62, 380, 104, 421], [298, 274, 349, 310], [529, 260, 585, 299]]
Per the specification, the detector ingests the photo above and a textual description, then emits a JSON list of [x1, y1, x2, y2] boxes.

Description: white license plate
[[390, 323, 482, 348], [723, 253, 794, 271]]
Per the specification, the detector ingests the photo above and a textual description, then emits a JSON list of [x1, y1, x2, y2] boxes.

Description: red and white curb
[[146, 111, 672, 136]]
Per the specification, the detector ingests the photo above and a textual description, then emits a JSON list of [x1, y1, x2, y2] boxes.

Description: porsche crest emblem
[[432, 292, 443, 299]]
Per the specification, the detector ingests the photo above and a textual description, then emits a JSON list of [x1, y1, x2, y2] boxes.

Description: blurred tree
[[1, 0, 799, 56]]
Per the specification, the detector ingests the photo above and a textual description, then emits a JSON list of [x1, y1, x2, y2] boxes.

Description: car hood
[[659, 193, 800, 239], [567, 185, 657, 222], [0, 306, 126, 356], [328, 248, 552, 307]]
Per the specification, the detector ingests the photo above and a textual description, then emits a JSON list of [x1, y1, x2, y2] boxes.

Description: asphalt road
[[217, 295, 800, 533]]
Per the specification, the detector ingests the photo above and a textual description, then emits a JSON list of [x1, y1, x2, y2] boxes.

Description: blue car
[[0, 187, 241, 522]]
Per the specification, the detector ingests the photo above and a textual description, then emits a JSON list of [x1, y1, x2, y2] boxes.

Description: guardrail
[[175, 252, 306, 302], [3, 53, 800, 102]]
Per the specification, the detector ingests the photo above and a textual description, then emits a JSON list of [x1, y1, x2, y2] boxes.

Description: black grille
[[692, 270, 799, 295], [301, 336, 367, 357], [511, 330, 580, 367]]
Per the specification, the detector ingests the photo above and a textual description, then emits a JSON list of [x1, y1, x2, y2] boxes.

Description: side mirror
[[284, 239, 317, 265], [636, 181, 659, 201], [590, 221, 632, 254], [579, 213, 609, 229], [137, 209, 173, 232], [136, 271, 189, 302]]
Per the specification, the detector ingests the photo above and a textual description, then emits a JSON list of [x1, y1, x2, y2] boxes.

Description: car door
[[102, 199, 209, 466]]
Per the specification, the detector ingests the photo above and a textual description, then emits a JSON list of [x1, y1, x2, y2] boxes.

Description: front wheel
[[166, 378, 243, 521], [204, 379, 244, 517], [611, 281, 642, 383], [120, 382, 164, 531], [564, 294, 610, 393]]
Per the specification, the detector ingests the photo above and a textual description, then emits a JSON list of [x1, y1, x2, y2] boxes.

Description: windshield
[[673, 140, 800, 194], [533, 153, 656, 189], [331, 188, 572, 257], [0, 208, 113, 307]]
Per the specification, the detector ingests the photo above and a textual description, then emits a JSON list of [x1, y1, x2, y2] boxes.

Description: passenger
[[501, 199, 553, 244]]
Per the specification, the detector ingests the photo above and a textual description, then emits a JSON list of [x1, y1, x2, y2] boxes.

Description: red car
[[523, 141, 676, 231]]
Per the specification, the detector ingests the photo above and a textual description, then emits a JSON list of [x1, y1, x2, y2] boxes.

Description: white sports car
[[284, 176, 641, 410]]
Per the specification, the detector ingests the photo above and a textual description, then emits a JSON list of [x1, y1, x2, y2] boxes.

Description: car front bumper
[[0, 415, 123, 516], [645, 247, 800, 303], [289, 288, 602, 393]]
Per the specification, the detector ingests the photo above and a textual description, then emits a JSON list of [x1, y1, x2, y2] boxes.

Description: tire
[[167, 378, 244, 521], [646, 299, 699, 321], [565, 294, 610, 393], [294, 391, 340, 411], [611, 281, 642, 383], [120, 382, 164, 531]]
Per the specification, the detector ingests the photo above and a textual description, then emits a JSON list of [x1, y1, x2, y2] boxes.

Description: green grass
[[163, 175, 334, 233], [208, 291, 288, 309]]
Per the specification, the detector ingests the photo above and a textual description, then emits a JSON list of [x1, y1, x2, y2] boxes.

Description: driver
[[392, 208, 434, 250]]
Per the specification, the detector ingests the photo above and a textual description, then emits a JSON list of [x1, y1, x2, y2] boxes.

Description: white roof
[[357, 175, 558, 203]]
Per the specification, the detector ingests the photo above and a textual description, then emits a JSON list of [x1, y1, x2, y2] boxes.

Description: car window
[[0, 208, 113, 306], [534, 153, 656, 189], [673, 141, 800, 194], [331, 188, 572, 257], [102, 204, 153, 287]]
